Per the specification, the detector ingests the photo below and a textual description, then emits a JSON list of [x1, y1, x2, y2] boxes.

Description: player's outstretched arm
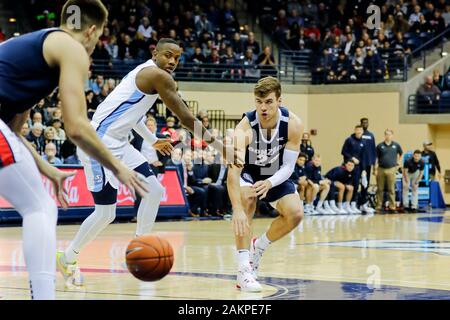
[[136, 67, 240, 164], [43, 32, 148, 197], [228, 118, 252, 237]]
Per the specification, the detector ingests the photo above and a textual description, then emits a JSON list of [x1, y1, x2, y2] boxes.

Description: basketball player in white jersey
[[57, 38, 230, 288], [228, 77, 303, 292]]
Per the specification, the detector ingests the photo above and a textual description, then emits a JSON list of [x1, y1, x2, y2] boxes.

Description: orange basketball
[[125, 235, 174, 281]]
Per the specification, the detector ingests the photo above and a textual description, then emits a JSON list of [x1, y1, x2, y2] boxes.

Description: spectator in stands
[[196, 13, 213, 37], [350, 47, 365, 81], [304, 155, 331, 215], [32, 99, 51, 124], [186, 155, 209, 217], [331, 51, 351, 83], [90, 75, 104, 95], [256, 46, 277, 77], [325, 159, 356, 214], [51, 108, 63, 122], [393, 12, 410, 34], [92, 40, 111, 62], [432, 69, 445, 91], [161, 116, 178, 141], [201, 116, 211, 132], [401, 150, 425, 213], [86, 90, 98, 119], [244, 32, 260, 56], [417, 75, 441, 108], [408, 5, 423, 25], [191, 46, 206, 63], [49, 119, 66, 141], [342, 33, 356, 56], [363, 48, 385, 82], [138, 16, 153, 41], [312, 48, 333, 84], [300, 132, 315, 161], [42, 142, 63, 166], [26, 123, 45, 154], [422, 141, 441, 181], [230, 32, 245, 54], [341, 125, 367, 214], [118, 34, 138, 61], [220, 1, 239, 32], [21, 122, 30, 138], [430, 9, 446, 35], [374, 129, 403, 213], [443, 5, 450, 26]]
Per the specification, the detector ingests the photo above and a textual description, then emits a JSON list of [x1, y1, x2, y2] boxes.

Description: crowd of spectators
[[250, 0, 450, 83], [415, 67, 450, 112], [27, 0, 277, 81]]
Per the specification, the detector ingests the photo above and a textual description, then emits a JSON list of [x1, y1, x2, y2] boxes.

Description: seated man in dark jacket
[[325, 159, 356, 214], [289, 153, 308, 205], [363, 48, 385, 82], [305, 155, 332, 215]]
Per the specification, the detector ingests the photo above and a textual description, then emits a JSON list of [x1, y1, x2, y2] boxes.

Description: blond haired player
[[228, 77, 304, 292]]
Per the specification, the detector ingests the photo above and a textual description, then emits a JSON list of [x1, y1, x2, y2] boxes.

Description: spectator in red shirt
[[161, 117, 179, 141]]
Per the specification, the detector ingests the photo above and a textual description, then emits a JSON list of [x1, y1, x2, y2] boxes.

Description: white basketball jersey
[[91, 59, 159, 141]]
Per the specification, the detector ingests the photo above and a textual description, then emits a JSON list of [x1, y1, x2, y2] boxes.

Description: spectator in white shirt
[[138, 17, 153, 40]]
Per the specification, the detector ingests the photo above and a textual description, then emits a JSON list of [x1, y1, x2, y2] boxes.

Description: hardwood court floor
[[1, 212, 450, 300]]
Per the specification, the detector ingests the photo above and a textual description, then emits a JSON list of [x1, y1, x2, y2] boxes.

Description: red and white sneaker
[[249, 238, 264, 280], [236, 266, 262, 292]]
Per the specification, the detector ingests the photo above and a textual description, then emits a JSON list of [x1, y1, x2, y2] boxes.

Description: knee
[[346, 185, 354, 192], [312, 184, 319, 192], [149, 179, 164, 198], [287, 210, 303, 228]]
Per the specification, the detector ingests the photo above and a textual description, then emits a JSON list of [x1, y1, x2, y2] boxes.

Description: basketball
[[125, 235, 174, 282]]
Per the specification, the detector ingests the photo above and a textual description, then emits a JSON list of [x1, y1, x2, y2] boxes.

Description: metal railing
[[410, 26, 450, 70], [407, 93, 450, 114]]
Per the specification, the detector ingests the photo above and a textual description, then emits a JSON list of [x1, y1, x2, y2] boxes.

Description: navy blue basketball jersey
[[242, 107, 290, 182], [0, 28, 66, 123]]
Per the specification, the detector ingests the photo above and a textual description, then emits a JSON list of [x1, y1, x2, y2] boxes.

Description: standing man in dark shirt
[[300, 132, 315, 161], [325, 159, 356, 214], [422, 141, 441, 181], [341, 125, 367, 214], [360, 118, 376, 214], [402, 150, 425, 213], [374, 129, 403, 212], [304, 155, 331, 215]]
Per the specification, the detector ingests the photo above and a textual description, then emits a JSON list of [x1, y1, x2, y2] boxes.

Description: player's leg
[[333, 182, 347, 213], [235, 186, 259, 291], [386, 167, 397, 210], [58, 149, 118, 288], [376, 168, 385, 211], [410, 172, 420, 211], [133, 162, 164, 236], [316, 181, 330, 214], [344, 185, 354, 213], [306, 183, 319, 214], [0, 142, 58, 300], [402, 173, 410, 209], [250, 181, 301, 279]]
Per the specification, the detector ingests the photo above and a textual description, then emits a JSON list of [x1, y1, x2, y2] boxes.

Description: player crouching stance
[[228, 77, 303, 292]]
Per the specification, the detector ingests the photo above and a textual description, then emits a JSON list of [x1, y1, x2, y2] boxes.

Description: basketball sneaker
[[236, 266, 262, 292], [56, 251, 85, 290], [361, 203, 375, 214], [324, 201, 337, 215], [249, 238, 264, 279], [350, 202, 362, 214]]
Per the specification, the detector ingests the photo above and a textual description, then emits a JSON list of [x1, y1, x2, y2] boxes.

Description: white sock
[[300, 199, 304, 206], [65, 204, 117, 264], [338, 202, 343, 209], [136, 176, 164, 236], [317, 200, 324, 209], [330, 200, 336, 207], [255, 232, 271, 251], [343, 202, 350, 208], [237, 249, 250, 270], [351, 201, 357, 207]]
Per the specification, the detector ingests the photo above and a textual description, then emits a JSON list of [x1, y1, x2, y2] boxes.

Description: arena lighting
[[9, 18, 16, 23], [13, 32, 20, 37], [441, 52, 448, 57], [416, 67, 425, 72]]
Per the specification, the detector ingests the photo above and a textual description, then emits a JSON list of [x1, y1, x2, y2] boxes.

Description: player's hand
[[115, 163, 149, 199], [153, 138, 174, 156], [253, 180, 272, 200], [232, 211, 250, 237], [48, 169, 77, 209]]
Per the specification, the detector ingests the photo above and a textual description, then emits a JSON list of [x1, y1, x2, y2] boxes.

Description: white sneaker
[[324, 202, 336, 215], [236, 266, 262, 292], [361, 203, 375, 214], [316, 206, 329, 215], [56, 252, 85, 290], [249, 238, 263, 280], [309, 206, 320, 215], [337, 207, 348, 214], [303, 205, 311, 216], [350, 202, 362, 214], [329, 203, 341, 214]]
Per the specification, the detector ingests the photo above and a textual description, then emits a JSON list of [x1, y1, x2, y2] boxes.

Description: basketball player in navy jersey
[[228, 77, 303, 292], [0, 0, 150, 299]]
